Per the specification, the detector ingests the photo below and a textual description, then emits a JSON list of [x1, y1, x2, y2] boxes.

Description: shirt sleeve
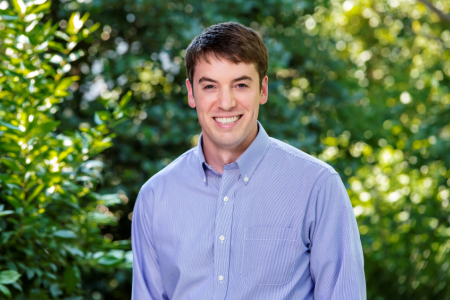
[[131, 191, 168, 300], [309, 173, 366, 300]]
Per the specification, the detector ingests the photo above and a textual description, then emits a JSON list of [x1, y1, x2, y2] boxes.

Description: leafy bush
[[1, 0, 450, 299], [0, 1, 132, 298], [67, 0, 450, 298]]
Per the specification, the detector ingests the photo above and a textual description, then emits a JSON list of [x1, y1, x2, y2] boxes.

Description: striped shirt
[[132, 122, 366, 300]]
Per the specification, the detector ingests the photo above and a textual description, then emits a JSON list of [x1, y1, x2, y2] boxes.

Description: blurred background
[[0, 0, 449, 299]]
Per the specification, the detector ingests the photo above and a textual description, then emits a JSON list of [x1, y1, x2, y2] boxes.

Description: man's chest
[[151, 172, 314, 297]]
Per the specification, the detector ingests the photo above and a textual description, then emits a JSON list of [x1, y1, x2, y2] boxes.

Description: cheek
[[195, 98, 213, 116], [245, 93, 261, 114]]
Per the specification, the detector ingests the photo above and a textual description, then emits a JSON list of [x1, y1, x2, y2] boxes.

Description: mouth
[[214, 115, 242, 125]]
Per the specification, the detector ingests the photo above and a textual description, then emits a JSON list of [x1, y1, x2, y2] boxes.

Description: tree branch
[[418, 0, 450, 24]]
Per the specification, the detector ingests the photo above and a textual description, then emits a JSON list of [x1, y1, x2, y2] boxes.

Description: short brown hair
[[185, 22, 268, 89]]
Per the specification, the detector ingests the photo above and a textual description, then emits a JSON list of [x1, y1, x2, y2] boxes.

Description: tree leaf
[[0, 120, 21, 132], [66, 12, 85, 35], [87, 22, 101, 34], [26, 184, 45, 204], [67, 50, 85, 62], [55, 77, 79, 94], [62, 244, 84, 257], [0, 175, 20, 185], [95, 193, 122, 206], [82, 160, 104, 170], [47, 40, 66, 53], [3, 195, 21, 210], [63, 266, 77, 294], [94, 111, 111, 125], [28, 0, 51, 15], [0, 15, 19, 21], [53, 230, 77, 239], [98, 256, 121, 266], [49, 283, 62, 297], [0, 270, 21, 285], [54, 31, 70, 41], [0, 210, 14, 217], [110, 117, 128, 128], [0, 158, 21, 172], [0, 142, 21, 153], [1, 232, 14, 244], [118, 91, 132, 111], [10, 0, 26, 15], [11, 282, 22, 292], [0, 284, 11, 298]]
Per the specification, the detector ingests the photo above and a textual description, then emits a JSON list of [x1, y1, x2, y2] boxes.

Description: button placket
[[212, 167, 239, 300]]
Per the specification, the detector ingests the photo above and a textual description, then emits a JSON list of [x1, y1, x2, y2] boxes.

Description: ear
[[259, 76, 268, 105], [186, 78, 196, 108]]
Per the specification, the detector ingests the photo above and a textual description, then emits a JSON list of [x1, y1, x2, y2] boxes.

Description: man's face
[[186, 56, 268, 152]]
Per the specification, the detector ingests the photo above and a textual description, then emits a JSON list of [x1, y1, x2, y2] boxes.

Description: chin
[[211, 132, 243, 148]]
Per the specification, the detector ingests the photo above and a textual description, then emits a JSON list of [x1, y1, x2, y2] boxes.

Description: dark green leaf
[[0, 142, 21, 153], [0, 158, 21, 172], [3, 195, 21, 209], [63, 266, 77, 293], [1, 232, 14, 244]]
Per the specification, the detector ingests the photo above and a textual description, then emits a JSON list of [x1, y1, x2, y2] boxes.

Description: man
[[132, 22, 366, 300]]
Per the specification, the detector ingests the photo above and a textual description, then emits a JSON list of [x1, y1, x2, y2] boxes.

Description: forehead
[[193, 55, 258, 81]]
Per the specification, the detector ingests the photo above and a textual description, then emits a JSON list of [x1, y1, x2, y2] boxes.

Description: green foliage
[[0, 270, 21, 298], [64, 0, 448, 298], [1, 0, 450, 299], [0, 1, 131, 299]]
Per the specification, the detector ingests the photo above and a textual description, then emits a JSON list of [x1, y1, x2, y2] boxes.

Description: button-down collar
[[195, 121, 270, 185]]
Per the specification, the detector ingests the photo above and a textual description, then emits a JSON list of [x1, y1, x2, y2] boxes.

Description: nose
[[217, 88, 236, 111]]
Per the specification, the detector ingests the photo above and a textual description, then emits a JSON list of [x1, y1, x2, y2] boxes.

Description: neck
[[202, 123, 258, 174]]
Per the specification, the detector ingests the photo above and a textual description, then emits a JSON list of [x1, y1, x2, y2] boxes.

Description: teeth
[[215, 115, 240, 125]]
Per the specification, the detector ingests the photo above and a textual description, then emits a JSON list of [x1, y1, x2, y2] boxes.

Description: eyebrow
[[198, 76, 253, 84]]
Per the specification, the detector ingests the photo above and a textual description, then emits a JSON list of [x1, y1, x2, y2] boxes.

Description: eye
[[204, 85, 214, 90], [235, 83, 248, 89]]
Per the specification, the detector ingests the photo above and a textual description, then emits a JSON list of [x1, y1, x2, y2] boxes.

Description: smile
[[214, 115, 242, 125]]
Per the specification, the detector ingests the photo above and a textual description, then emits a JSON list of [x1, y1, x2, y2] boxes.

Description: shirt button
[[219, 235, 225, 241], [218, 275, 224, 281], [223, 196, 228, 202], [244, 176, 249, 182], [203, 178, 206, 182]]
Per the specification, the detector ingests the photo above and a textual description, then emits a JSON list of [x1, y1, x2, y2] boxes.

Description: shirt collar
[[195, 121, 270, 185]]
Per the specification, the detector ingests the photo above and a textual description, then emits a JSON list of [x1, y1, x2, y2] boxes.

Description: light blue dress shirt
[[132, 122, 366, 300]]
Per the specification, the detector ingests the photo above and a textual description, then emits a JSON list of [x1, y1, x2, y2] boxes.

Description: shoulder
[[266, 137, 337, 180], [139, 147, 198, 196]]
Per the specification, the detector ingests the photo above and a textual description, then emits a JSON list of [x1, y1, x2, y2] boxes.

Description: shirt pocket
[[240, 227, 298, 285]]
